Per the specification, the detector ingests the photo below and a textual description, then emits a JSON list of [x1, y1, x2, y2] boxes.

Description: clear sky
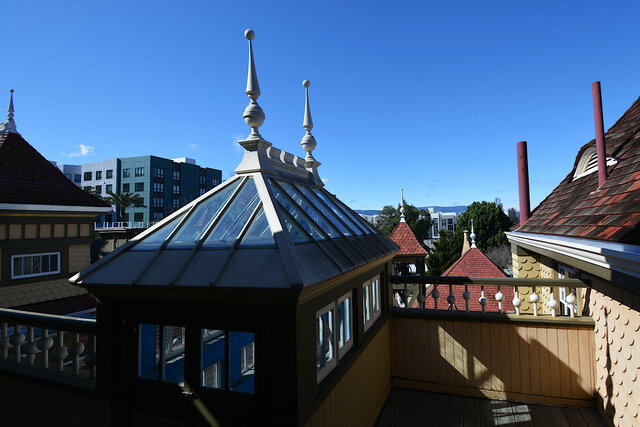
[[3, 1, 640, 211]]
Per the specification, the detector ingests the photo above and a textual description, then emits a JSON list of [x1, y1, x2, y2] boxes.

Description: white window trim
[[11, 252, 61, 279], [316, 301, 337, 383], [558, 264, 579, 316], [337, 293, 353, 359], [363, 274, 382, 332]]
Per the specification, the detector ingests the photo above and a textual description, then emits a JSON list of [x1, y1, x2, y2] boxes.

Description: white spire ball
[[244, 29, 255, 40], [303, 80, 310, 88]]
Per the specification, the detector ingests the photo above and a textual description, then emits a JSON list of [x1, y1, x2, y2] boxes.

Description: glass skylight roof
[[295, 185, 354, 237], [132, 213, 186, 250], [238, 206, 274, 247], [311, 188, 365, 236], [269, 180, 326, 241]]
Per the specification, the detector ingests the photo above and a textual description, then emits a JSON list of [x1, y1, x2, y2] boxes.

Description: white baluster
[[495, 286, 504, 314], [68, 333, 85, 376], [462, 285, 471, 312], [0, 323, 9, 361], [9, 324, 25, 364], [565, 290, 577, 318], [530, 286, 539, 316], [432, 285, 440, 311], [447, 285, 455, 310], [52, 331, 68, 373], [513, 286, 522, 315], [548, 287, 558, 317], [478, 285, 488, 313], [38, 329, 54, 369], [23, 326, 38, 367]]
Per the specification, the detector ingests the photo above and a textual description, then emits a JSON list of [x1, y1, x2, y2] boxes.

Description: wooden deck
[[376, 389, 609, 427]]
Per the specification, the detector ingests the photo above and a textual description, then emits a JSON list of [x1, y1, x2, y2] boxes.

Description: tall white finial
[[242, 29, 265, 140], [301, 80, 317, 162], [470, 219, 477, 248], [400, 188, 406, 222], [0, 90, 18, 134]]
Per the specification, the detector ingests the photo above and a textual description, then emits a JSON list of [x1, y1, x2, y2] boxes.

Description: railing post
[[433, 285, 440, 311], [447, 285, 455, 311], [479, 286, 487, 313], [513, 286, 522, 315], [86, 334, 97, 379], [10, 323, 25, 364], [0, 323, 8, 361], [495, 286, 504, 314], [548, 286, 558, 317], [53, 330, 68, 373], [566, 290, 577, 318], [462, 285, 470, 312], [24, 326, 37, 366], [69, 332, 85, 376], [39, 328, 54, 369], [530, 286, 539, 316], [417, 284, 426, 310]]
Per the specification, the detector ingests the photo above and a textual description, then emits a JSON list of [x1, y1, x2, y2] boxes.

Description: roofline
[[506, 231, 640, 280], [0, 203, 112, 213]]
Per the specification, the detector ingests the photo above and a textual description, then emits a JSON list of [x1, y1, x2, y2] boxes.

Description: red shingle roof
[[389, 221, 428, 256], [424, 248, 512, 312], [517, 96, 640, 244], [0, 132, 110, 208]]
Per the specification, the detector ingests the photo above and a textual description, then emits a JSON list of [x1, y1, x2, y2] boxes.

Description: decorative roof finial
[[400, 188, 406, 222], [0, 89, 18, 134], [301, 80, 317, 162], [242, 29, 265, 140], [470, 219, 477, 248]]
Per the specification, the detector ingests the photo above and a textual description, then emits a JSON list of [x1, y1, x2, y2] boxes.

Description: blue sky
[[3, 1, 640, 211]]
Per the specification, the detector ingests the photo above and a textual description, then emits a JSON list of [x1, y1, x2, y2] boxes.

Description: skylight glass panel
[[239, 205, 275, 247], [275, 204, 312, 244], [269, 182, 325, 241], [201, 179, 259, 248], [328, 194, 373, 235], [167, 179, 242, 248], [132, 214, 186, 250], [273, 180, 341, 238], [295, 184, 353, 237], [311, 188, 364, 236]]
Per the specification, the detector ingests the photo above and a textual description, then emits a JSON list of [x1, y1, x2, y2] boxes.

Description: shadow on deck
[[376, 388, 609, 427]]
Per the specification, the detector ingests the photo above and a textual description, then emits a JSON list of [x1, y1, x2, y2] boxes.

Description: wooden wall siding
[[69, 244, 90, 272], [25, 224, 37, 239], [587, 277, 640, 425], [79, 223, 90, 237], [40, 224, 51, 238], [390, 317, 595, 406], [9, 224, 21, 239], [305, 321, 392, 427], [512, 247, 540, 314], [0, 224, 5, 239]]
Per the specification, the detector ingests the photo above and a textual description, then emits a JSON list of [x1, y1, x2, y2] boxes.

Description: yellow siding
[[53, 224, 65, 238], [9, 224, 22, 239], [390, 317, 595, 406], [40, 224, 51, 238], [67, 224, 78, 238], [68, 244, 90, 272], [79, 223, 90, 237], [304, 321, 391, 427], [512, 246, 540, 314], [24, 224, 37, 239]]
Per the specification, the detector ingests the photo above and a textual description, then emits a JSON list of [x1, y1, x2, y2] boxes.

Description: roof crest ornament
[[0, 89, 18, 134], [470, 219, 477, 248], [300, 80, 323, 186], [400, 188, 406, 222], [242, 29, 265, 140]]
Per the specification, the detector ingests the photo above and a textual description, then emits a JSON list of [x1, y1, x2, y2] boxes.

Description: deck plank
[[461, 396, 481, 427], [446, 394, 464, 427], [544, 406, 570, 427], [429, 392, 449, 427], [478, 398, 494, 427], [394, 388, 420, 427], [528, 404, 550, 426], [410, 390, 434, 427], [492, 400, 516, 425], [375, 388, 404, 427], [511, 403, 534, 426], [561, 407, 589, 427]]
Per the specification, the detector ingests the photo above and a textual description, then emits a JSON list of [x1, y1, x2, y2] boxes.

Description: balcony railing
[[0, 308, 96, 383], [94, 221, 156, 230], [391, 275, 590, 319]]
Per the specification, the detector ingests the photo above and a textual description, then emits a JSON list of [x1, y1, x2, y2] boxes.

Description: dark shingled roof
[[516, 96, 640, 244], [0, 132, 110, 208]]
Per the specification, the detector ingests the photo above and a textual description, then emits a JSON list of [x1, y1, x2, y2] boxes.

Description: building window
[[73, 174, 81, 183], [200, 188, 206, 196], [153, 198, 164, 208], [316, 291, 353, 383], [363, 275, 381, 331], [153, 182, 164, 193], [95, 171, 102, 180], [83, 171, 92, 181], [134, 197, 145, 207], [122, 168, 130, 178], [122, 183, 130, 193], [153, 212, 164, 220], [200, 175, 206, 185], [11, 252, 60, 279], [173, 185, 180, 195], [134, 212, 144, 222], [106, 169, 113, 179], [172, 199, 180, 209], [138, 324, 185, 384], [200, 329, 255, 394], [173, 171, 180, 180], [153, 167, 164, 178], [106, 184, 112, 194], [135, 182, 144, 192], [135, 167, 145, 177], [240, 342, 255, 374], [213, 178, 220, 186], [95, 185, 102, 195]]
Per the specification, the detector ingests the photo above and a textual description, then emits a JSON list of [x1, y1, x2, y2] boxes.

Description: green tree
[[376, 203, 432, 240], [456, 201, 512, 251], [104, 191, 146, 222], [507, 207, 518, 225], [426, 229, 463, 275], [83, 186, 100, 197]]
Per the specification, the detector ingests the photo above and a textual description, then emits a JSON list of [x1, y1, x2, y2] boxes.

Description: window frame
[[11, 252, 61, 279], [363, 274, 382, 332], [337, 293, 353, 358], [106, 169, 113, 179], [122, 168, 130, 178], [83, 171, 92, 181], [316, 301, 337, 383]]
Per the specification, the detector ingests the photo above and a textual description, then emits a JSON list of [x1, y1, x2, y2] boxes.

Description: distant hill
[[354, 206, 467, 216]]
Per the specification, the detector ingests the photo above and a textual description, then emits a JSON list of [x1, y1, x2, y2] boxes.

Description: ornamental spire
[[300, 80, 317, 162], [470, 219, 477, 248], [242, 29, 265, 140], [0, 90, 18, 134], [400, 188, 406, 222]]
